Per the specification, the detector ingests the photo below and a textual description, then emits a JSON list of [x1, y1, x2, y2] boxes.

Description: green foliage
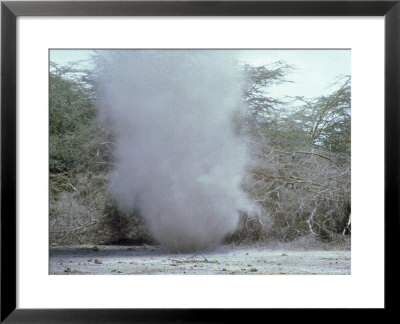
[[49, 61, 147, 246], [242, 62, 293, 126], [49, 62, 113, 200], [49, 63, 96, 174], [243, 65, 350, 158], [291, 76, 351, 155]]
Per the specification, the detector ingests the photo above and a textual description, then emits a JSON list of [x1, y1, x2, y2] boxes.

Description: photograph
[[49, 49, 351, 275]]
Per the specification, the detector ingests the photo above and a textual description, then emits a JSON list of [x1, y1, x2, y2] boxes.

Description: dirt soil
[[50, 241, 351, 275]]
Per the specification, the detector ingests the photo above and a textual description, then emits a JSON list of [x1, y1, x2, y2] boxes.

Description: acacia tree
[[49, 63, 97, 193], [242, 62, 292, 127], [236, 66, 351, 242], [291, 76, 351, 155], [49, 62, 118, 245]]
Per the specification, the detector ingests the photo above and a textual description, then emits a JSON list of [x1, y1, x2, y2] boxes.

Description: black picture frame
[[1, 0, 399, 322]]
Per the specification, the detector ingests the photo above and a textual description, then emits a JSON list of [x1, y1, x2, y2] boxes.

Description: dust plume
[[96, 50, 254, 252]]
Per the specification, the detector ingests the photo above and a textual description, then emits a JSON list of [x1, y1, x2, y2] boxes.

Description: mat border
[[2, 1, 399, 322]]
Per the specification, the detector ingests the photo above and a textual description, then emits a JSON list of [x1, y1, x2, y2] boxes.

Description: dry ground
[[49, 240, 350, 275]]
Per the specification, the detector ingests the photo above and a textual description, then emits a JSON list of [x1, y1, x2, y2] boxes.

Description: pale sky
[[50, 49, 350, 99]]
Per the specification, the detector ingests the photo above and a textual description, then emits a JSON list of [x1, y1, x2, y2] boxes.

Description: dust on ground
[[50, 239, 350, 275]]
